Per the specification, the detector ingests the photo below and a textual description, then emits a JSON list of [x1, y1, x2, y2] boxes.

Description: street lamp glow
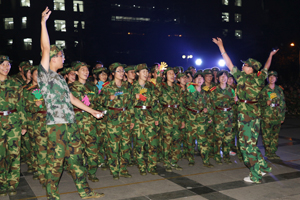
[[290, 43, 295, 47], [218, 59, 226, 67], [182, 55, 186, 59], [195, 59, 202, 66], [188, 55, 193, 59]]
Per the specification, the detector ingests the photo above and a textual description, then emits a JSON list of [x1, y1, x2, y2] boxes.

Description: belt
[[74, 108, 85, 113], [162, 104, 179, 108], [216, 107, 232, 111], [239, 100, 258, 104], [134, 106, 151, 110], [0, 109, 17, 116], [185, 107, 202, 114], [108, 107, 127, 111], [37, 111, 47, 114], [271, 103, 279, 108]]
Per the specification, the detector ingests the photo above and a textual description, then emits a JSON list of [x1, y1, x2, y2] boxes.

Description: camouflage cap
[[135, 63, 148, 72], [177, 73, 186, 79], [19, 61, 31, 68], [203, 69, 213, 75], [193, 71, 204, 79], [109, 62, 126, 72], [197, 69, 203, 73], [73, 61, 90, 71], [59, 67, 67, 75], [125, 65, 136, 72], [240, 58, 262, 71], [212, 67, 220, 72], [217, 70, 229, 77], [65, 67, 75, 74], [268, 70, 278, 78], [93, 67, 109, 75], [150, 64, 159, 73], [163, 67, 174, 75], [49, 45, 64, 60], [187, 66, 196, 71], [30, 65, 39, 73], [228, 73, 234, 78], [174, 66, 183, 74], [0, 55, 12, 63]]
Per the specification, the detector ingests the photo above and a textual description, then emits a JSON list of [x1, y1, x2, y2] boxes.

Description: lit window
[[54, 20, 66, 32], [111, 16, 150, 22], [235, 14, 241, 23], [7, 39, 13, 45], [223, 29, 228, 37], [54, 0, 65, 11], [4, 18, 14, 29], [81, 21, 85, 29], [21, 0, 30, 7], [22, 17, 27, 29], [222, 12, 229, 22], [74, 21, 79, 28], [235, 30, 242, 39], [235, 0, 242, 6], [74, 41, 78, 47], [73, 0, 84, 12], [56, 40, 66, 49], [222, 0, 229, 5], [24, 38, 32, 50]]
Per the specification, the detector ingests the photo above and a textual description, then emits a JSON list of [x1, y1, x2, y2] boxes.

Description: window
[[111, 16, 150, 22], [7, 39, 13, 45], [22, 17, 27, 28], [56, 40, 66, 49], [54, 20, 66, 32], [74, 21, 85, 30], [235, 0, 242, 6], [235, 30, 242, 39], [235, 13, 241, 23], [74, 41, 78, 47], [222, 0, 229, 5], [73, 1, 84, 12], [4, 18, 14, 29], [21, 0, 30, 7], [24, 38, 32, 50], [222, 12, 229, 22], [223, 29, 228, 37], [54, 0, 65, 11]]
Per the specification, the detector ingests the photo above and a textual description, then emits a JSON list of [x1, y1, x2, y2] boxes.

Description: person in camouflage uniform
[[11, 61, 29, 85], [65, 65, 77, 84], [39, 7, 104, 199], [185, 71, 193, 84], [259, 71, 286, 160], [130, 63, 160, 175], [68, 62, 101, 182], [187, 66, 196, 76], [183, 72, 214, 168], [212, 67, 220, 84], [99, 62, 134, 180], [210, 70, 235, 164], [156, 66, 185, 172], [0, 55, 27, 196], [125, 65, 136, 85], [213, 37, 278, 183]]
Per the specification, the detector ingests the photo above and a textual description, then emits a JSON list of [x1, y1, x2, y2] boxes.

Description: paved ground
[[4, 116, 300, 200]]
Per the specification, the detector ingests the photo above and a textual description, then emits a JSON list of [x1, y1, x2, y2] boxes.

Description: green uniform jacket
[[24, 84, 47, 115], [11, 72, 26, 85], [210, 85, 235, 115]]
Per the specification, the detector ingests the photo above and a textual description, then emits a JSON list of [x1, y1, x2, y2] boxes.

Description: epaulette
[[102, 82, 110, 87], [257, 71, 262, 77], [22, 85, 28, 89], [202, 86, 209, 91], [210, 86, 217, 92], [279, 85, 284, 90], [27, 85, 37, 91]]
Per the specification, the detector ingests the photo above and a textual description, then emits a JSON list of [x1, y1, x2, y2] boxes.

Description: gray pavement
[[5, 116, 300, 200]]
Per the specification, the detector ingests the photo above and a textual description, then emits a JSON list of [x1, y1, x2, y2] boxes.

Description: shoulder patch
[[210, 86, 217, 92], [102, 82, 110, 88], [257, 71, 262, 77], [279, 85, 284, 90]]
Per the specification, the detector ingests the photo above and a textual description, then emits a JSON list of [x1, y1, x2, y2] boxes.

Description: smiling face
[[26, 70, 31, 81], [0, 61, 11, 76], [194, 75, 204, 86], [268, 75, 277, 84], [76, 66, 89, 81], [32, 69, 38, 83], [126, 70, 136, 80], [137, 69, 149, 82], [186, 73, 193, 83], [242, 63, 253, 74], [114, 66, 125, 81], [98, 71, 108, 82], [219, 73, 228, 84], [67, 71, 76, 83], [204, 74, 212, 83], [227, 77, 234, 86]]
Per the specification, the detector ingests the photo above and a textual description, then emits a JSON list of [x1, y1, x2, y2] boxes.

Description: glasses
[[54, 55, 65, 58], [115, 70, 125, 73]]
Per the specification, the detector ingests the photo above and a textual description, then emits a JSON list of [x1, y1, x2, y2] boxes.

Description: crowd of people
[[0, 7, 291, 200]]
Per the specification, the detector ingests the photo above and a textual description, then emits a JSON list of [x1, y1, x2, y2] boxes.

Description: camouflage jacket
[[0, 76, 26, 129], [37, 64, 75, 125], [68, 81, 98, 122], [231, 66, 268, 118], [99, 80, 134, 126], [24, 84, 47, 118], [201, 82, 217, 92], [210, 85, 235, 116], [130, 81, 160, 123], [23, 83, 35, 127], [11, 72, 26, 85], [259, 85, 286, 122], [156, 77, 184, 122], [183, 87, 213, 122]]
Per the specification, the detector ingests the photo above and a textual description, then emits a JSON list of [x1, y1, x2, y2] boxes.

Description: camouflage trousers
[[77, 118, 99, 176], [214, 111, 233, 162], [45, 123, 92, 200], [34, 113, 47, 185], [21, 126, 32, 168], [185, 117, 210, 164], [134, 119, 158, 171], [97, 118, 109, 165], [161, 114, 182, 166], [180, 128, 188, 159], [28, 124, 38, 172], [0, 115, 21, 191], [261, 118, 281, 156], [238, 114, 272, 183], [106, 122, 131, 176], [206, 123, 215, 157]]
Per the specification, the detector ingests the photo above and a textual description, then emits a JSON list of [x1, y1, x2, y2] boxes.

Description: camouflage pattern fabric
[[177, 84, 188, 159], [37, 64, 75, 125], [0, 76, 26, 191], [11, 72, 26, 85], [259, 84, 286, 157], [231, 66, 272, 183]]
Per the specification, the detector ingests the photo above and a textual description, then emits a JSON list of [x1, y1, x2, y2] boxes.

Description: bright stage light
[[218, 59, 226, 67], [195, 59, 202, 66]]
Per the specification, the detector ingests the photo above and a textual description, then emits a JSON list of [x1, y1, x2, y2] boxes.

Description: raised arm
[[212, 37, 234, 71], [264, 49, 279, 70], [40, 7, 51, 72]]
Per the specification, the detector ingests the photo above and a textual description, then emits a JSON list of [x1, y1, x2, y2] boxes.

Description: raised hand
[[212, 37, 223, 47], [41, 7, 51, 22], [159, 62, 168, 71], [270, 49, 279, 56]]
